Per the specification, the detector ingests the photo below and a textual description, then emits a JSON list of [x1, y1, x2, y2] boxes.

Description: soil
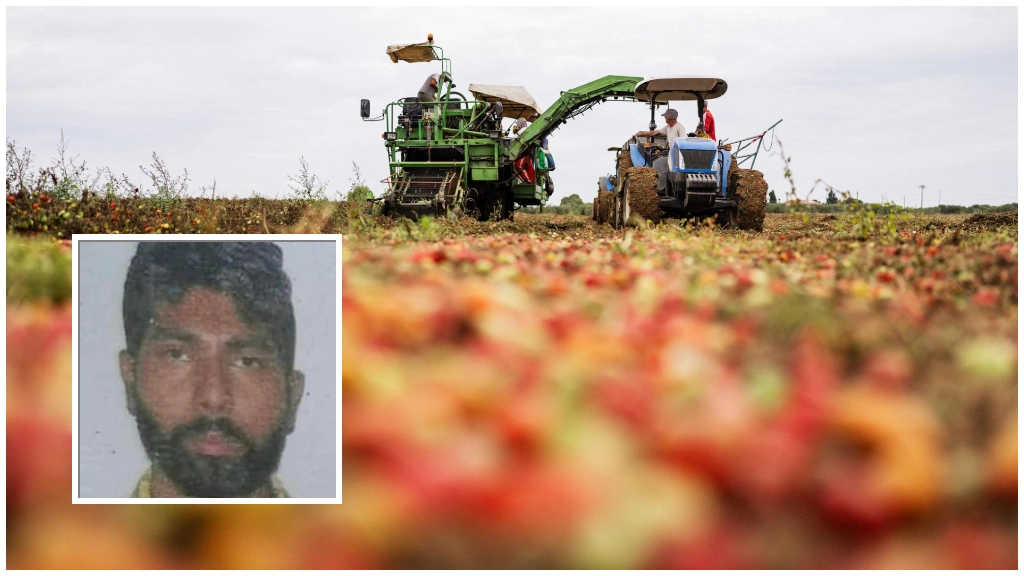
[[961, 212, 1018, 233]]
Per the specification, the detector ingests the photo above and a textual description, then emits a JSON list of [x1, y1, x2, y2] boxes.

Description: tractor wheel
[[716, 207, 738, 228], [476, 185, 513, 222], [617, 150, 633, 174], [613, 178, 630, 229], [622, 166, 661, 225], [728, 160, 768, 231], [594, 192, 614, 225]]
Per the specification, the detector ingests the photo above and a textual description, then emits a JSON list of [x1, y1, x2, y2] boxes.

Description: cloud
[[6, 6, 1017, 207]]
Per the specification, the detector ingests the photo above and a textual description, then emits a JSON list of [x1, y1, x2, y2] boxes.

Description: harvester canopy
[[634, 77, 728, 102], [468, 84, 541, 119], [386, 42, 438, 63]]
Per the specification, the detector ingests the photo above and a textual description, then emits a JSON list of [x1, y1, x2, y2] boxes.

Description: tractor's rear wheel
[[728, 159, 768, 231]]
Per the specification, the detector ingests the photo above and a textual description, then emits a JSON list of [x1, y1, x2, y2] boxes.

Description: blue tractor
[[603, 77, 770, 230]]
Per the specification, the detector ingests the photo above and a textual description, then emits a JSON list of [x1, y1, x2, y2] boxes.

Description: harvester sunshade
[[386, 42, 437, 63], [634, 77, 728, 102], [468, 84, 541, 119]]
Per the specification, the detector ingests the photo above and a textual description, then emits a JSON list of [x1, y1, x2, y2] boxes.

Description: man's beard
[[132, 391, 289, 498]]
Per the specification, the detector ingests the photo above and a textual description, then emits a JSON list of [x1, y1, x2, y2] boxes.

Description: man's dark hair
[[123, 242, 296, 373]]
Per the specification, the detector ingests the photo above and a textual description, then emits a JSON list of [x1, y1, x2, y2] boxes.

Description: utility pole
[[938, 189, 941, 207], [919, 185, 925, 210]]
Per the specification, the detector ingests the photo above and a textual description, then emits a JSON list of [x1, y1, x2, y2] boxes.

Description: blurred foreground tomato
[[7, 414, 72, 515], [9, 507, 172, 569], [817, 387, 944, 529]]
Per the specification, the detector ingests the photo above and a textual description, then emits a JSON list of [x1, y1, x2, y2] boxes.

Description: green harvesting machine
[[360, 35, 642, 220]]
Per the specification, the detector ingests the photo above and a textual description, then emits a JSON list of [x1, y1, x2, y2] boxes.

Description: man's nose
[[194, 347, 232, 414]]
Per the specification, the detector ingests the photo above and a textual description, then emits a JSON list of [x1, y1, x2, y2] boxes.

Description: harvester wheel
[[475, 185, 513, 222], [728, 158, 768, 231]]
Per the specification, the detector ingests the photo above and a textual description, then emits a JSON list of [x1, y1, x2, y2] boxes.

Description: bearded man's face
[[121, 288, 300, 497]]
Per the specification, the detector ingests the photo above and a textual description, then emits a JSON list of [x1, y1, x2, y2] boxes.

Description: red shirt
[[704, 109, 716, 142]]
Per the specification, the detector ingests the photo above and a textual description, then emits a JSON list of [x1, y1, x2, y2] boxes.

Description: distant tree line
[[522, 193, 593, 216]]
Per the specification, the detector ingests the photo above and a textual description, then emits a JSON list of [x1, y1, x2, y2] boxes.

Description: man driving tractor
[[634, 108, 686, 143]]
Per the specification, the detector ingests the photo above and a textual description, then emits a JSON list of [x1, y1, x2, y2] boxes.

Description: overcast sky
[[7, 7, 1018, 207]]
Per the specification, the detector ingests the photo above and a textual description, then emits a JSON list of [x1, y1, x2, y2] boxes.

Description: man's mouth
[[185, 431, 241, 457]]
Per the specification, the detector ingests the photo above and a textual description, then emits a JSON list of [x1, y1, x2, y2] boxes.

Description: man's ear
[[119, 350, 139, 417], [284, 370, 305, 435]]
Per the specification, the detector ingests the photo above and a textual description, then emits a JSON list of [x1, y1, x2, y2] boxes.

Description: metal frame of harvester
[[361, 35, 642, 221]]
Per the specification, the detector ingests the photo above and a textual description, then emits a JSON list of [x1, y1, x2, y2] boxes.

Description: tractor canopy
[[386, 42, 438, 63], [634, 77, 728, 103], [468, 84, 541, 119]]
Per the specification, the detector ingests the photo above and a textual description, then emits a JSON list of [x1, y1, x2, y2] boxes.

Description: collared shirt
[[131, 467, 290, 498], [657, 121, 687, 143]]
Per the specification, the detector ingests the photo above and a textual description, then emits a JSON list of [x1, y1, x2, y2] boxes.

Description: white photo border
[[71, 233, 343, 504]]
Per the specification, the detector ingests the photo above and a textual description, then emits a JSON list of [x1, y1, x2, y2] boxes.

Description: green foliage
[[841, 192, 908, 241], [140, 151, 189, 202], [344, 161, 375, 202], [287, 156, 328, 201], [6, 234, 71, 304], [559, 194, 583, 208], [7, 133, 108, 201], [826, 188, 838, 204], [769, 190, 778, 204], [522, 200, 593, 216], [347, 185, 374, 202]]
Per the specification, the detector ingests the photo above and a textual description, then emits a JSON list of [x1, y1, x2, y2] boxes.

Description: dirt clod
[[962, 212, 1018, 233]]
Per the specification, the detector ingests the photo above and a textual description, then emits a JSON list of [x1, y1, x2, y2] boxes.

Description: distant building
[[785, 199, 823, 206]]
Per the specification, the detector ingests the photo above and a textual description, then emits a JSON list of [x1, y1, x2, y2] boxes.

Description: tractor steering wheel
[[448, 91, 468, 109]]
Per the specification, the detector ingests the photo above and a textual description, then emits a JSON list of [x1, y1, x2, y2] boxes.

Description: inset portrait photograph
[[74, 238, 340, 502]]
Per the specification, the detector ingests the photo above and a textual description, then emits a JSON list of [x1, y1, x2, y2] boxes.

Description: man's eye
[[166, 348, 190, 361], [234, 356, 266, 369]]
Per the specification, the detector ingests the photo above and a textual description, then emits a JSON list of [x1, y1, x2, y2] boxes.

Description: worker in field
[[634, 108, 686, 145], [417, 73, 439, 103], [701, 102, 717, 142], [417, 71, 453, 104]]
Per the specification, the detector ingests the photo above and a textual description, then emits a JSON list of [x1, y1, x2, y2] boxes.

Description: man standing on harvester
[[635, 108, 686, 142]]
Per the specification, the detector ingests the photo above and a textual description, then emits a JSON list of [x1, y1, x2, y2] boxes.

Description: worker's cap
[[662, 109, 679, 120]]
